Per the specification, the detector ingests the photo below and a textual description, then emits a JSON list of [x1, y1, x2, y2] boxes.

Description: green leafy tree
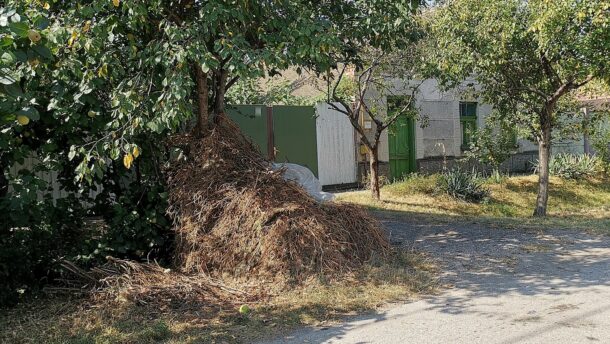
[[0, 3, 92, 305], [226, 78, 311, 106], [425, 0, 610, 216], [1, 0, 392, 304]]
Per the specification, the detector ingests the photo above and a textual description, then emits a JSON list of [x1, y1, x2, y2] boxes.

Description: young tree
[[323, 0, 424, 200], [465, 114, 519, 174], [327, 54, 421, 200], [425, 0, 610, 216]]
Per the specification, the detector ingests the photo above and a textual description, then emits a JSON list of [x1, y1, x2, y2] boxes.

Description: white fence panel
[[315, 103, 358, 186], [8, 156, 102, 202]]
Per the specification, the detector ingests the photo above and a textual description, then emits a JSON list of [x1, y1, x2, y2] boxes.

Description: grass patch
[[338, 174, 610, 234], [0, 250, 438, 344]]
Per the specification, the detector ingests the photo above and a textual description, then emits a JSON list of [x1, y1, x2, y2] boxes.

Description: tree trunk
[[534, 126, 552, 217], [583, 107, 592, 155], [193, 64, 209, 137], [212, 69, 228, 123], [369, 147, 380, 200], [0, 159, 7, 200]]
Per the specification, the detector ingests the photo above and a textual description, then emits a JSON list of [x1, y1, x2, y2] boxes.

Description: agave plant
[[534, 153, 603, 179], [436, 168, 490, 203]]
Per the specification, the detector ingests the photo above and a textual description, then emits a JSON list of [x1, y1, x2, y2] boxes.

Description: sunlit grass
[[338, 174, 610, 234]]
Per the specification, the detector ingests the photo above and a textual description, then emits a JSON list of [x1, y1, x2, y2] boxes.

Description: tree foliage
[[0, 0, 418, 305], [465, 114, 519, 171], [424, 0, 610, 215]]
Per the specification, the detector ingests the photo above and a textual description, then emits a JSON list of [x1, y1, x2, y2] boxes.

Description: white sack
[[272, 163, 335, 202]]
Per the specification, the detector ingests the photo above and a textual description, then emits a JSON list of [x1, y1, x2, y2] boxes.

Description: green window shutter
[[459, 102, 477, 150]]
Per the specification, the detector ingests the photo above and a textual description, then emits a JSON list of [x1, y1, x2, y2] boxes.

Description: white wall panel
[[315, 103, 358, 186]]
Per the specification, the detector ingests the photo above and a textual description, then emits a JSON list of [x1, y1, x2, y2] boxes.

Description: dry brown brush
[[48, 118, 389, 314], [165, 117, 389, 283], [51, 258, 252, 313]]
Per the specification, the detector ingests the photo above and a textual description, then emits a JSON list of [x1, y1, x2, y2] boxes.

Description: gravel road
[[260, 211, 610, 344]]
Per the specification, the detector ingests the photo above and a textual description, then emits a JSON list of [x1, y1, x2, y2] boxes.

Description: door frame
[[388, 110, 416, 180]]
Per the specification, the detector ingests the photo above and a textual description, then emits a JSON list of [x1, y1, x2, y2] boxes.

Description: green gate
[[226, 105, 269, 156], [227, 105, 319, 177]]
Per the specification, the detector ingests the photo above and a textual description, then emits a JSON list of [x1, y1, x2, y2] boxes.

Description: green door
[[389, 116, 416, 180], [272, 106, 319, 177]]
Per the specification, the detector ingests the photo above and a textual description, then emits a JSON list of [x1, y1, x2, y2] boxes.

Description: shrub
[[486, 169, 508, 184], [534, 153, 603, 179], [436, 168, 490, 203], [465, 115, 519, 170], [89, 182, 172, 263], [0, 175, 86, 306]]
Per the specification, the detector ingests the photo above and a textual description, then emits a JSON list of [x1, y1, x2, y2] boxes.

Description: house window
[[460, 102, 477, 150]]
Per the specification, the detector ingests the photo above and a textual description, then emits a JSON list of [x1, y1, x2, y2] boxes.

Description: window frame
[[459, 101, 478, 151]]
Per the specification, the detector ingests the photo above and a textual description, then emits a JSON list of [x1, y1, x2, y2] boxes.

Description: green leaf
[[0, 113, 16, 125], [33, 16, 50, 30], [68, 146, 77, 160], [32, 45, 52, 60], [8, 21, 29, 38], [16, 107, 40, 121], [3, 83, 24, 98], [1, 52, 15, 65], [13, 50, 27, 62], [0, 74, 16, 85], [0, 36, 13, 48]]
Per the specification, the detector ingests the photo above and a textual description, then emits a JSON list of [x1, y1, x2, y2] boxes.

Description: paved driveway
[[261, 212, 610, 344]]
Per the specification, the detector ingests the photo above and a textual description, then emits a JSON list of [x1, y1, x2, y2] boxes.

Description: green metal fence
[[227, 105, 319, 177]]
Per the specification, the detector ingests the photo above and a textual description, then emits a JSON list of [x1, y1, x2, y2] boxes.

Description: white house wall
[[417, 100, 460, 158]]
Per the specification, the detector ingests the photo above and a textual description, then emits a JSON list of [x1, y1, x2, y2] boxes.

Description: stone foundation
[[416, 151, 539, 175], [356, 151, 538, 182]]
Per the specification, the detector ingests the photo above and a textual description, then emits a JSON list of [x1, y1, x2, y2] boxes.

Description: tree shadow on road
[[261, 209, 610, 343]]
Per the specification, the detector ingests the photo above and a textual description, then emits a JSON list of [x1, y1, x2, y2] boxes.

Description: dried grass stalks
[[165, 117, 389, 282], [53, 258, 251, 311]]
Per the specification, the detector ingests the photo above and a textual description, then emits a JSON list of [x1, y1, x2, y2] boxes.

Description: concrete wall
[[281, 72, 590, 177], [371, 78, 586, 173]]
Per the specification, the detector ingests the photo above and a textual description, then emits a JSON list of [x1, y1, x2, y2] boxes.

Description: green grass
[[338, 174, 610, 234], [0, 251, 438, 344]]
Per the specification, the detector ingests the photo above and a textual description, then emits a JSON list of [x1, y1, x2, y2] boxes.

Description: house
[[359, 78, 540, 180], [232, 75, 605, 187], [257, 77, 539, 183]]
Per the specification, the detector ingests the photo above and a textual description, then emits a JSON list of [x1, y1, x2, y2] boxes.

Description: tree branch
[[226, 75, 240, 90]]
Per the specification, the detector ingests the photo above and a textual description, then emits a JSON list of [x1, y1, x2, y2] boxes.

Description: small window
[[459, 102, 477, 150], [460, 102, 477, 117]]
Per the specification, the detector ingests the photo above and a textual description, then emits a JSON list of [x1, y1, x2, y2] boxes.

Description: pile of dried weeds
[[165, 117, 389, 283], [54, 258, 253, 313]]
